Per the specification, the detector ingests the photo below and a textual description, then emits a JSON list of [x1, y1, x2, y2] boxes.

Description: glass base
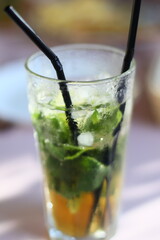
[[48, 224, 116, 240]]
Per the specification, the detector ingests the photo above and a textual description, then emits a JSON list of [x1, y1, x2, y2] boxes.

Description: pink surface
[[0, 120, 160, 240]]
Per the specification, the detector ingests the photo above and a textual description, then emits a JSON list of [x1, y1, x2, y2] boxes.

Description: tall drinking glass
[[25, 44, 135, 240]]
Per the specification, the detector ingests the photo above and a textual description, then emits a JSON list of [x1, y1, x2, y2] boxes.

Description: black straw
[[121, 0, 141, 74], [4, 5, 79, 144], [102, 0, 142, 227], [117, 0, 141, 104], [110, 0, 141, 165]]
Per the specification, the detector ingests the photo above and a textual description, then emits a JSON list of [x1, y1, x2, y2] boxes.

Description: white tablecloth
[[0, 120, 160, 240]]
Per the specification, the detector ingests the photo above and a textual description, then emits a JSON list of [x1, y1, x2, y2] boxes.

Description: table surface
[[0, 121, 160, 240], [0, 26, 160, 240]]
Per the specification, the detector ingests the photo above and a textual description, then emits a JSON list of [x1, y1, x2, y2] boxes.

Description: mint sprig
[[31, 103, 122, 198], [46, 154, 112, 198], [84, 105, 122, 134]]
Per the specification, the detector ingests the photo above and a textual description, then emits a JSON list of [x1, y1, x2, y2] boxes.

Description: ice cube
[[77, 132, 94, 146]]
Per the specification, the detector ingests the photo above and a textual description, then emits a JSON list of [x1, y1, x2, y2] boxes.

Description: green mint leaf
[[46, 154, 112, 198], [84, 105, 122, 135]]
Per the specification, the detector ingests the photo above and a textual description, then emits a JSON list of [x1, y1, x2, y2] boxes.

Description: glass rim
[[25, 43, 136, 84]]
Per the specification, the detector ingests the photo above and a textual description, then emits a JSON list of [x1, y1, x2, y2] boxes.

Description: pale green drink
[[25, 44, 135, 240]]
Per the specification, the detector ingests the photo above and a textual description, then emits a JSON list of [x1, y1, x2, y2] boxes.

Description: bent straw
[[4, 5, 79, 144]]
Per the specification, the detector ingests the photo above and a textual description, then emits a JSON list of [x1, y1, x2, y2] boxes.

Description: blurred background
[[0, 1, 160, 240], [0, 0, 160, 123]]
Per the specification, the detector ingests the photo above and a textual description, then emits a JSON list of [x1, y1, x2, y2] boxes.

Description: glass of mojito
[[25, 44, 135, 240]]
